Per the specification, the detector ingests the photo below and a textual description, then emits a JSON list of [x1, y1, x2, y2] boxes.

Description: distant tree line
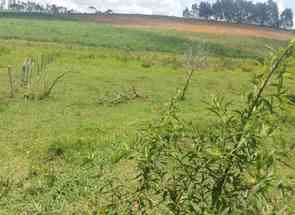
[[3, 1, 72, 14], [0, 1, 115, 15], [183, 0, 293, 29]]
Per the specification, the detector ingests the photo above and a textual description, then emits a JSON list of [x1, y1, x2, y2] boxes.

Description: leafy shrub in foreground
[[97, 41, 295, 214]]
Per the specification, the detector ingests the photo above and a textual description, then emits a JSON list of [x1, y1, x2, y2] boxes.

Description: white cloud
[[31, 0, 193, 16], [31, 0, 294, 16]]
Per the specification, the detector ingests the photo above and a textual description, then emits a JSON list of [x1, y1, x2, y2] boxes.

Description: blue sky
[[282, 0, 295, 12], [35, 0, 294, 16]]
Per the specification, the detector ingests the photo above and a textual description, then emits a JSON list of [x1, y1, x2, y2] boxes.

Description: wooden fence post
[[21, 59, 27, 87], [8, 66, 15, 98]]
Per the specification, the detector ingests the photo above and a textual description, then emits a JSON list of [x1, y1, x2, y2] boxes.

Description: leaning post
[[8, 66, 15, 98]]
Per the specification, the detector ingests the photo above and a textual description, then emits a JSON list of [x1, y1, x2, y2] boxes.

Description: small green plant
[[0, 176, 13, 201], [97, 41, 295, 214], [0, 46, 11, 57], [142, 55, 156, 68]]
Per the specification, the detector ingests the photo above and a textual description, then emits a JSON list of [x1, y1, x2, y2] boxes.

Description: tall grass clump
[[7, 53, 67, 100], [97, 41, 295, 214]]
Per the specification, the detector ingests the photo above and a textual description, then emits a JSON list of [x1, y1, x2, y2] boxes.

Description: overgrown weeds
[[0, 176, 13, 201], [97, 86, 147, 106], [96, 41, 295, 214]]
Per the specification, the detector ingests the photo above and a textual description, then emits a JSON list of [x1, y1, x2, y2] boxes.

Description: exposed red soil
[[80, 14, 295, 41]]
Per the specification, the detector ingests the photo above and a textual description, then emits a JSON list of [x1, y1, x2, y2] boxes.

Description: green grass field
[[0, 17, 294, 214]]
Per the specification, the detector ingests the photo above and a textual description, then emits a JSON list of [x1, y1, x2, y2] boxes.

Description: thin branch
[[179, 68, 194, 101], [277, 158, 295, 170], [244, 44, 294, 122], [40, 72, 68, 99]]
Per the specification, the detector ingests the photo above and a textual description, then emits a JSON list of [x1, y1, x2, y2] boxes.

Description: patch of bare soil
[[80, 14, 295, 41]]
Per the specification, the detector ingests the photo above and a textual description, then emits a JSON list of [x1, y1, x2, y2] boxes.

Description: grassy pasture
[[0, 17, 294, 214], [0, 18, 287, 58]]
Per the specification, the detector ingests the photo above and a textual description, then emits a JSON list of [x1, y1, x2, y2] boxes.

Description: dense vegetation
[[184, 0, 293, 29], [98, 42, 295, 214], [0, 17, 294, 214]]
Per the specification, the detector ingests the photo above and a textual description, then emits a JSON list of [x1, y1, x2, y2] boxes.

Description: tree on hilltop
[[280, 8, 293, 29], [199, 1, 212, 20], [265, 0, 280, 28], [183, 7, 191, 18], [183, 0, 293, 29]]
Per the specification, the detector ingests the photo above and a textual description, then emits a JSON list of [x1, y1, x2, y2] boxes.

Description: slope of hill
[[79, 14, 295, 41], [0, 12, 294, 40], [0, 16, 288, 62]]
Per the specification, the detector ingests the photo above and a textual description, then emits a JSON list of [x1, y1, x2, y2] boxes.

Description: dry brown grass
[[81, 14, 295, 41]]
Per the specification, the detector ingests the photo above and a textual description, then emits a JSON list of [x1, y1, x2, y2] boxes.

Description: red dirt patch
[[80, 14, 295, 41]]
